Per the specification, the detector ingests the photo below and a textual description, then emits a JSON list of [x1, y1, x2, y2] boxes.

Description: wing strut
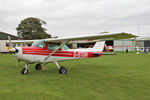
[[44, 41, 67, 61]]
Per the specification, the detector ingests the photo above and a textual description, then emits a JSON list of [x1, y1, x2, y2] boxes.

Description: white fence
[[0, 40, 9, 52]]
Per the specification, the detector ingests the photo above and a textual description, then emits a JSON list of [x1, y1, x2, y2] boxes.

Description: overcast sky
[[0, 0, 150, 37]]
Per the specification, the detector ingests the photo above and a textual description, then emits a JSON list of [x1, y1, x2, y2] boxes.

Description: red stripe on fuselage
[[22, 47, 102, 58]]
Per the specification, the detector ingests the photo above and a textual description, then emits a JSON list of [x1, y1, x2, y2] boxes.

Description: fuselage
[[15, 46, 102, 63], [14, 41, 103, 64]]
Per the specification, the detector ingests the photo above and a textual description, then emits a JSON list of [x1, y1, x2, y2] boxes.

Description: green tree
[[16, 17, 52, 40]]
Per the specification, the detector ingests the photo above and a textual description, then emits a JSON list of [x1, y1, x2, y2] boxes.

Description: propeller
[[8, 36, 15, 52], [8, 36, 18, 53], [8, 36, 20, 67]]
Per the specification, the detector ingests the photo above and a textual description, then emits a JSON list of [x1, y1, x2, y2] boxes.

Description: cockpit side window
[[48, 43, 59, 50], [31, 40, 45, 48], [62, 45, 69, 51], [38, 41, 45, 48]]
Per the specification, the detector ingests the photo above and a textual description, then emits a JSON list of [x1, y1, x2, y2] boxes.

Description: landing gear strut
[[21, 64, 29, 74], [55, 61, 67, 74]]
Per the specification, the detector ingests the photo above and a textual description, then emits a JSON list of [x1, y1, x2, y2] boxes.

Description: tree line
[[16, 17, 52, 40]]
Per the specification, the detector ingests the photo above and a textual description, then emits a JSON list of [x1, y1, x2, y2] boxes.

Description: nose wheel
[[21, 68, 28, 74], [21, 64, 29, 74]]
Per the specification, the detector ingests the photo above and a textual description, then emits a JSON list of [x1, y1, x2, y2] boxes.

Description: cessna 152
[[7, 32, 136, 75]]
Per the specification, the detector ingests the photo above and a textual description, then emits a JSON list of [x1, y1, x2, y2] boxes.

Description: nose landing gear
[[21, 64, 29, 74]]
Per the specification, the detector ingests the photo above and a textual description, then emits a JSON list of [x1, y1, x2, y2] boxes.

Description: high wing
[[45, 32, 136, 43], [6, 40, 34, 44], [7, 32, 137, 44]]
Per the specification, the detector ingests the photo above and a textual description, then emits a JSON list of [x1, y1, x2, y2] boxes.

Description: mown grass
[[0, 52, 150, 100]]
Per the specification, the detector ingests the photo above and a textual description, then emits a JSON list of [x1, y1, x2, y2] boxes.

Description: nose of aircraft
[[8, 47, 19, 54], [8, 47, 15, 52], [7, 36, 19, 54]]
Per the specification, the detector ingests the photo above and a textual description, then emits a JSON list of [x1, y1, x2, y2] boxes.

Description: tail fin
[[92, 41, 105, 52]]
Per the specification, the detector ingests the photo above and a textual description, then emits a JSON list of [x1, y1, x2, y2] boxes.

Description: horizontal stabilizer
[[92, 52, 116, 56]]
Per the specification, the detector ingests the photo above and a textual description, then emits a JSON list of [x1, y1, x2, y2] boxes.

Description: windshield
[[31, 40, 45, 48]]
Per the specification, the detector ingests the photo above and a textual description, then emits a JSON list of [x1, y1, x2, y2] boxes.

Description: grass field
[[0, 52, 150, 100]]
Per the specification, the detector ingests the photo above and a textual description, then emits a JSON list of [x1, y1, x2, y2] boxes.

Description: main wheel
[[21, 68, 28, 74], [35, 64, 42, 70], [59, 66, 67, 74]]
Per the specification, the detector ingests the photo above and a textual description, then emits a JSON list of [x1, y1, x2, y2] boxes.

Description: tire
[[35, 64, 42, 70], [21, 68, 28, 74], [59, 66, 67, 74]]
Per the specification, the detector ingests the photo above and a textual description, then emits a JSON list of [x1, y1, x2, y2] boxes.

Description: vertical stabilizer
[[92, 41, 105, 52]]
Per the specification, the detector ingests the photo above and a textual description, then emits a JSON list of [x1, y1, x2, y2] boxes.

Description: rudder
[[92, 41, 105, 52]]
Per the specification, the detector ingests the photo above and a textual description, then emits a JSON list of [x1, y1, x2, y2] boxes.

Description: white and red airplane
[[7, 32, 136, 75]]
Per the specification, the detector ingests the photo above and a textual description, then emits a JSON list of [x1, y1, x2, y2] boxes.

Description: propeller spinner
[[8, 36, 18, 53]]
